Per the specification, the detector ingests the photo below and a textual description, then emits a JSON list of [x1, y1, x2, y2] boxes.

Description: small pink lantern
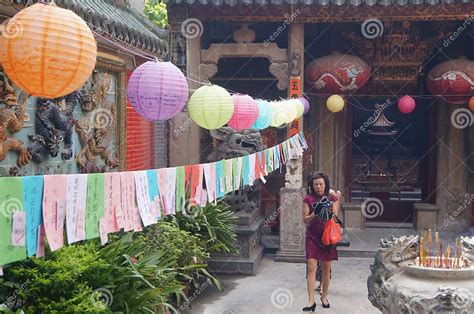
[[298, 97, 310, 114], [127, 61, 189, 121], [227, 94, 259, 130], [398, 96, 416, 114]]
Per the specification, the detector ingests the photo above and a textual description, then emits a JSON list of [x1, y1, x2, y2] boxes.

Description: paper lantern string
[[84, 18, 473, 107]]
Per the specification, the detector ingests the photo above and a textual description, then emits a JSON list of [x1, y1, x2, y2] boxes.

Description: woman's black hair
[[307, 171, 330, 196]]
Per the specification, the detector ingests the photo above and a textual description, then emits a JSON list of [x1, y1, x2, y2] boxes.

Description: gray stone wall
[[154, 121, 168, 169]]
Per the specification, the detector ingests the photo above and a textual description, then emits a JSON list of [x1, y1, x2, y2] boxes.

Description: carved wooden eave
[[200, 42, 289, 89], [185, 4, 473, 23]]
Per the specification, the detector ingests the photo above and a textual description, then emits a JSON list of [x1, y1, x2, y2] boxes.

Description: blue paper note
[[146, 169, 161, 219], [243, 155, 250, 186], [22, 176, 44, 257], [215, 161, 224, 198]]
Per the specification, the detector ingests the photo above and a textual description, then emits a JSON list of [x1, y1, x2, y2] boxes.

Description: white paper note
[[134, 171, 157, 227], [66, 175, 87, 244]]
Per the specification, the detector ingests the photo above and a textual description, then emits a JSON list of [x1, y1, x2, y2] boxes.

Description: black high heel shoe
[[302, 302, 316, 312], [320, 297, 330, 309]]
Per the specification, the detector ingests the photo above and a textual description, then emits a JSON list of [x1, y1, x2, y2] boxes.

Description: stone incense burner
[[368, 235, 474, 313]]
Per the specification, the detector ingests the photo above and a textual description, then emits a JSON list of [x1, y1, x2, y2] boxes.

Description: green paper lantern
[[188, 85, 234, 130]]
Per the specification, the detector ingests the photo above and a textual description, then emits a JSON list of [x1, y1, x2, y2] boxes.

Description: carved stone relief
[[285, 158, 303, 189], [269, 62, 289, 90], [199, 63, 218, 83], [233, 23, 256, 44], [0, 72, 31, 167]]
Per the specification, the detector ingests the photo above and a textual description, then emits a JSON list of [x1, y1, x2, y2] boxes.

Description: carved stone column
[[436, 102, 471, 231], [169, 14, 201, 167], [275, 23, 306, 262]]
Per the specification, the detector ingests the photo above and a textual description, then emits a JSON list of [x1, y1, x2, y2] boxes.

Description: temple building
[[165, 0, 474, 266], [0, 0, 168, 177]]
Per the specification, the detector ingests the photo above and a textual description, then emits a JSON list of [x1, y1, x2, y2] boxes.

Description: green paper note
[[0, 177, 27, 266], [232, 158, 239, 189], [85, 174, 105, 239], [175, 166, 185, 213]]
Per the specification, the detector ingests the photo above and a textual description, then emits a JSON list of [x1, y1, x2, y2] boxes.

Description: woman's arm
[[329, 190, 342, 216], [303, 202, 315, 224]]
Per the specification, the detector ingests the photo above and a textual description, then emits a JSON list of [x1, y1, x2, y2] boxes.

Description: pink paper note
[[157, 168, 177, 215], [104, 173, 122, 233], [99, 218, 108, 245], [195, 165, 204, 206], [36, 225, 45, 258], [120, 173, 135, 232], [11, 211, 26, 247], [43, 175, 67, 251], [66, 175, 87, 244]]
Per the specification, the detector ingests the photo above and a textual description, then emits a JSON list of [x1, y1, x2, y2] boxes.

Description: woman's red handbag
[[322, 218, 342, 245]]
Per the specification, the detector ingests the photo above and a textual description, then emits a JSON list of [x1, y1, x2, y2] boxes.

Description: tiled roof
[[12, 0, 168, 56], [164, 0, 470, 6]]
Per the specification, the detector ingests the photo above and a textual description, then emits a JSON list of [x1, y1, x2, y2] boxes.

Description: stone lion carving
[[208, 127, 266, 212], [208, 127, 265, 160], [367, 235, 419, 312]]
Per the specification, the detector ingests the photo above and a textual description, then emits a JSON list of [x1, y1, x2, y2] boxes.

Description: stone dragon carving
[[367, 235, 419, 312], [75, 70, 116, 173], [0, 72, 31, 167], [208, 127, 266, 212], [27, 92, 79, 163]]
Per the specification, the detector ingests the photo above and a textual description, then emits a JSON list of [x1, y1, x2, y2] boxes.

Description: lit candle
[[435, 232, 439, 268]]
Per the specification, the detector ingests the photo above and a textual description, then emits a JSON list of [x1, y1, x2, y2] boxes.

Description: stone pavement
[[182, 255, 380, 314]]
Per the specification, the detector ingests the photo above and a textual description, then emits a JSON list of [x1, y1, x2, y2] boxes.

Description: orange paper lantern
[[0, 3, 97, 98], [469, 96, 474, 111]]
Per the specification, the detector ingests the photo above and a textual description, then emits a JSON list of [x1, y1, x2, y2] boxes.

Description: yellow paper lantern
[[270, 101, 288, 127], [0, 3, 97, 98], [188, 85, 234, 130], [283, 100, 297, 123], [290, 99, 305, 119], [326, 95, 345, 113]]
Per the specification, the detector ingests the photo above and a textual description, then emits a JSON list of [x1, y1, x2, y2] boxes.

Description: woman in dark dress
[[302, 172, 340, 311]]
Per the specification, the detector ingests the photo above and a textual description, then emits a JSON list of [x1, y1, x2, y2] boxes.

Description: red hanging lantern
[[305, 53, 370, 94], [427, 58, 474, 105]]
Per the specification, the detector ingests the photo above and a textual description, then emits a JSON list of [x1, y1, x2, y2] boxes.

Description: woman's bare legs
[[307, 258, 317, 305], [321, 261, 331, 303]]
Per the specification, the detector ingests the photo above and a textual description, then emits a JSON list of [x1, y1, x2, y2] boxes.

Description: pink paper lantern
[[298, 97, 310, 114], [227, 94, 259, 130], [127, 61, 189, 121], [398, 96, 416, 114]]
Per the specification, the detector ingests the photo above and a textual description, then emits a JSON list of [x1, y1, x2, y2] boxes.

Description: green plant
[[169, 201, 238, 255], [144, 0, 168, 29], [0, 242, 110, 313]]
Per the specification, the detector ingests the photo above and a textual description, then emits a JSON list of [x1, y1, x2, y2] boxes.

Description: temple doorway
[[348, 97, 437, 226]]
